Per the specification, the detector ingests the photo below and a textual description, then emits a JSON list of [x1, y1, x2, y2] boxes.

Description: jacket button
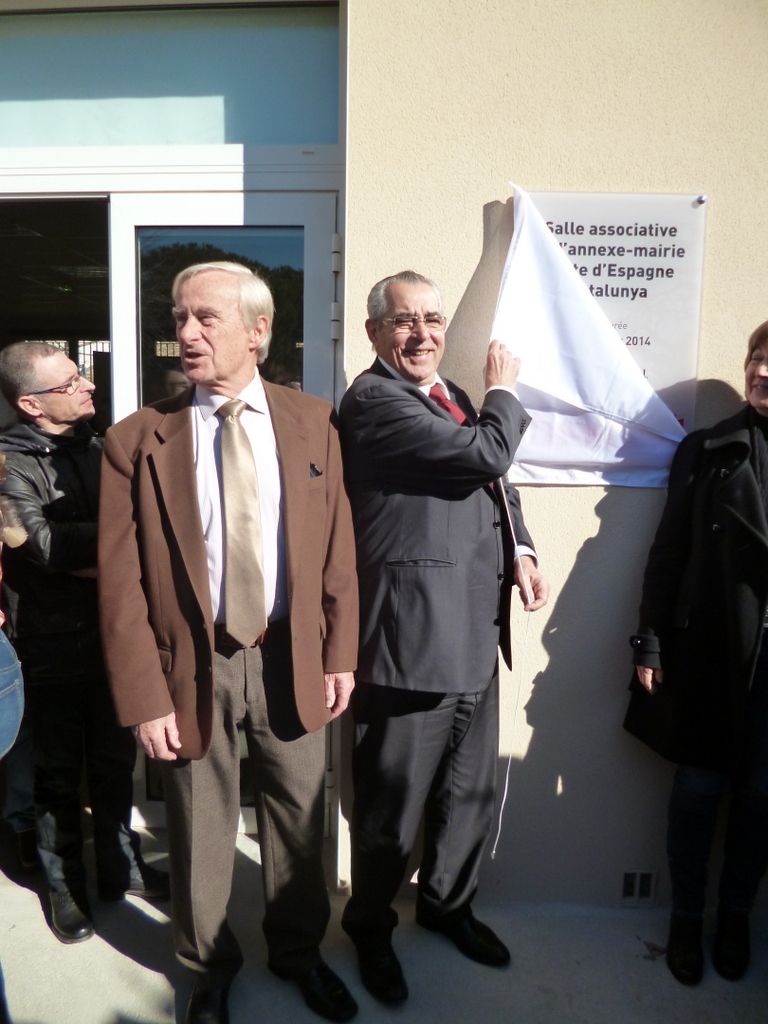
[[712, 523, 721, 532], [498, 573, 505, 580], [720, 468, 729, 478], [493, 521, 501, 528]]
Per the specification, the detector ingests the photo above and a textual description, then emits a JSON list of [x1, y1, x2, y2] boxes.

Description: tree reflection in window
[[138, 235, 304, 406]]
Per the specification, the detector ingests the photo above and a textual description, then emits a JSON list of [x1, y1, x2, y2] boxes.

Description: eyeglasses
[[379, 315, 447, 332], [28, 367, 86, 396]]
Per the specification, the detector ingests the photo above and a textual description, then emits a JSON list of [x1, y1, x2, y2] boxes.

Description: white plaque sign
[[529, 192, 706, 430]]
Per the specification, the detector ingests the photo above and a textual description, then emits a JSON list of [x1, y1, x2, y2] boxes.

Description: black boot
[[665, 912, 703, 986], [49, 890, 94, 944], [713, 905, 750, 981], [99, 859, 170, 901]]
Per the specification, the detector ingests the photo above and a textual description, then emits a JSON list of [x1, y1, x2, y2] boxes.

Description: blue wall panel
[[0, 8, 338, 146]]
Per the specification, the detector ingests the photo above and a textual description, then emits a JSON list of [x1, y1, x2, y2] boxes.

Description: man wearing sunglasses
[[338, 272, 549, 1004], [0, 343, 169, 946]]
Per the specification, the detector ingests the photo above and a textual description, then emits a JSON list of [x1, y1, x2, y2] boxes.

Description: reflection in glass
[[137, 227, 304, 406]]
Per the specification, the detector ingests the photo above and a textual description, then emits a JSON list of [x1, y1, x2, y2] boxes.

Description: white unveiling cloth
[[491, 186, 686, 486]]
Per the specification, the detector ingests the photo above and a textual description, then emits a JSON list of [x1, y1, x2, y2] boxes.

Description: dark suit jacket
[[338, 361, 533, 694], [98, 381, 359, 760], [625, 407, 768, 771]]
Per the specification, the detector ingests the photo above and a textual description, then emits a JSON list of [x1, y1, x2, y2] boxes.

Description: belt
[[213, 624, 268, 650]]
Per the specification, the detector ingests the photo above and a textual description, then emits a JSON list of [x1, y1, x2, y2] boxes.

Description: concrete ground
[[1, 826, 767, 1024]]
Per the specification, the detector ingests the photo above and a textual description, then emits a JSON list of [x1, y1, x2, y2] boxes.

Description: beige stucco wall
[[344, 0, 768, 905], [1, 0, 765, 908], [0, 1, 305, 10]]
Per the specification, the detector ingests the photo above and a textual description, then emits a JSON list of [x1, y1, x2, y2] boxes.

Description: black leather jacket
[[0, 420, 102, 639]]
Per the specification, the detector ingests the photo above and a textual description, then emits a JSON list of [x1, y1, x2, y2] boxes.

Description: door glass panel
[[137, 226, 304, 405]]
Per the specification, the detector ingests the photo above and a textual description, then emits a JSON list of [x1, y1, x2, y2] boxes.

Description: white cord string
[[490, 599, 532, 860]]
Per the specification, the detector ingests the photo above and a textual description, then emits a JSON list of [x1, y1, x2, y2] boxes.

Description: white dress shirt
[[192, 372, 288, 625]]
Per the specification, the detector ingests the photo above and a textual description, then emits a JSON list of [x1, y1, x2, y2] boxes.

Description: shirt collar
[[376, 356, 449, 398], [193, 371, 268, 422]]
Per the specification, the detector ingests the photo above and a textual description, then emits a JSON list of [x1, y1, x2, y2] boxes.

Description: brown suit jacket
[[98, 381, 358, 760]]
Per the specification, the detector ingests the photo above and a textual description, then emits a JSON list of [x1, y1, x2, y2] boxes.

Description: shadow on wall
[[441, 200, 748, 906], [480, 486, 676, 904], [692, 379, 744, 429], [440, 198, 515, 409], [342, 199, 749, 905]]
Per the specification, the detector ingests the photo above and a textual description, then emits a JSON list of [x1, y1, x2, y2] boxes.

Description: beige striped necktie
[[217, 399, 267, 647]]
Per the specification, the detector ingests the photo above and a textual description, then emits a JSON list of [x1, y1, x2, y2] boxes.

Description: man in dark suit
[[338, 270, 549, 1004], [99, 263, 360, 1024]]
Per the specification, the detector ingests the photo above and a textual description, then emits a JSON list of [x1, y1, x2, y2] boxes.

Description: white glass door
[[109, 190, 339, 830], [109, 190, 338, 420]]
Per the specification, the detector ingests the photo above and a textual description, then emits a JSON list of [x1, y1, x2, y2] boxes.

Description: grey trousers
[[343, 672, 498, 944], [161, 631, 330, 985]]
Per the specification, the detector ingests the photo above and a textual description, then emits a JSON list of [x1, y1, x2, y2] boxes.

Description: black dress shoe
[[665, 912, 704, 986], [50, 890, 95, 944], [416, 907, 510, 967], [185, 983, 230, 1024], [356, 943, 408, 1004], [99, 862, 171, 902], [271, 960, 358, 1022], [713, 905, 750, 981]]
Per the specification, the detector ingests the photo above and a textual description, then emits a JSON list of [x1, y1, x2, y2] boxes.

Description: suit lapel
[[367, 359, 514, 661], [449, 385, 478, 426], [264, 381, 309, 605], [150, 401, 213, 621]]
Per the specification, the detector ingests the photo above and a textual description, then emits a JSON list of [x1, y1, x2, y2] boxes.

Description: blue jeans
[[0, 629, 23, 1024], [667, 630, 768, 916], [0, 631, 23, 759]]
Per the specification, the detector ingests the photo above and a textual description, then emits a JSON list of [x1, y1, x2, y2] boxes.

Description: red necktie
[[428, 384, 468, 424]]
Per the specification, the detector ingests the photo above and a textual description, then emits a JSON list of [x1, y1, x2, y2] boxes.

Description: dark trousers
[[160, 628, 330, 987], [2, 716, 35, 834], [668, 631, 768, 917], [18, 628, 138, 895], [342, 673, 498, 946]]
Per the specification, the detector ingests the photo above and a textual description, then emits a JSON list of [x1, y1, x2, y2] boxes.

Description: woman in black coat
[[626, 319, 768, 987]]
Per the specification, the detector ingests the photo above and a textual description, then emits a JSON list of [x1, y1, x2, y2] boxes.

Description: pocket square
[[310, 463, 323, 478]]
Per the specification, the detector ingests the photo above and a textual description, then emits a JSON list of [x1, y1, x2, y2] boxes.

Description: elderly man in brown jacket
[[98, 262, 359, 1024]]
